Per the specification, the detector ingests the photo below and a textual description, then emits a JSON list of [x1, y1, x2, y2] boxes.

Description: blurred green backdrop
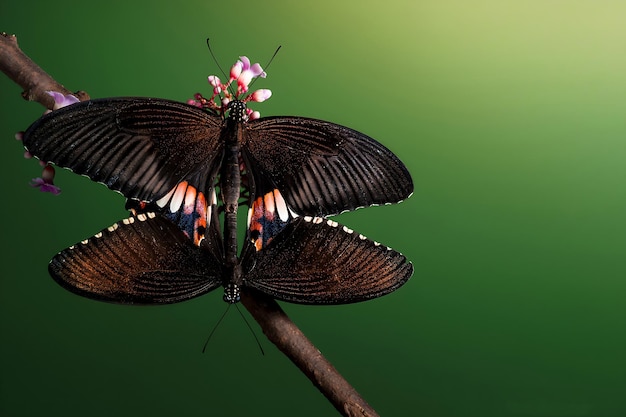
[[1, 1, 625, 416]]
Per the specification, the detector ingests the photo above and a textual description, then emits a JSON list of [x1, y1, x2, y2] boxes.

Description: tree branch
[[0, 32, 89, 109], [0, 32, 378, 417], [242, 291, 378, 417]]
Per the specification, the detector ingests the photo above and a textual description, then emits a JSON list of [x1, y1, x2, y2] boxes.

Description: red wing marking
[[153, 181, 210, 247]]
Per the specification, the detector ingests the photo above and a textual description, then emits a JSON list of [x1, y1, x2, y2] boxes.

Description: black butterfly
[[23, 79, 413, 304]]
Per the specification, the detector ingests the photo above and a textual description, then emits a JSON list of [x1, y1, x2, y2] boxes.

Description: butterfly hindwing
[[22, 98, 224, 202], [242, 217, 413, 304], [49, 212, 224, 304], [245, 116, 414, 216]]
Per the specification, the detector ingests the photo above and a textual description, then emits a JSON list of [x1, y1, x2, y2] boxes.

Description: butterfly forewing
[[22, 98, 224, 202], [24, 98, 412, 217], [244, 116, 414, 216], [49, 213, 224, 304], [242, 217, 413, 304]]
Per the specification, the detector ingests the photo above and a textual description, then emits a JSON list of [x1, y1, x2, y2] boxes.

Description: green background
[[1, 1, 625, 416]]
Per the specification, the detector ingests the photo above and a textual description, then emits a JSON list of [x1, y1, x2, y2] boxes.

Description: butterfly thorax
[[227, 100, 248, 123]]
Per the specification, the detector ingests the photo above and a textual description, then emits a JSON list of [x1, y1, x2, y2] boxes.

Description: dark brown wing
[[49, 213, 224, 304], [243, 116, 413, 216], [242, 217, 413, 304], [22, 98, 224, 202]]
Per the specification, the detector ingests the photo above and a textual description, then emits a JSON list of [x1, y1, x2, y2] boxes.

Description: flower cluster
[[187, 56, 271, 120]]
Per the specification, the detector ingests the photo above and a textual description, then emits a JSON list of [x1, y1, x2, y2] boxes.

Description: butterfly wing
[[22, 98, 224, 202], [242, 217, 413, 304], [244, 116, 414, 216], [49, 213, 224, 304]]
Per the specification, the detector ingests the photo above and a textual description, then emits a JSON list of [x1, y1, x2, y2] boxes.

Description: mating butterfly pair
[[22, 58, 413, 306]]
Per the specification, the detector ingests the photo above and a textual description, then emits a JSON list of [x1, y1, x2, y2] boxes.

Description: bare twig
[[0, 32, 89, 109], [0, 32, 378, 417], [242, 291, 378, 417]]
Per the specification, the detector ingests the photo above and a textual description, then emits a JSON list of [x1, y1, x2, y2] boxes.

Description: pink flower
[[249, 89, 272, 103], [30, 164, 61, 195], [233, 56, 266, 94], [47, 91, 79, 110], [230, 60, 243, 80], [208, 75, 222, 94]]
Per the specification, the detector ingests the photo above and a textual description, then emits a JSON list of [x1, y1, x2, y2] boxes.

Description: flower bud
[[250, 89, 272, 103]]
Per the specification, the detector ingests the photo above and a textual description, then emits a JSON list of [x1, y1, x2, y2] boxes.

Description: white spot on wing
[[326, 220, 338, 227], [147, 212, 156, 219], [156, 187, 175, 208], [137, 213, 147, 221], [94, 232, 103, 238], [274, 190, 290, 222], [342, 226, 353, 234], [288, 208, 299, 219], [170, 182, 187, 213]]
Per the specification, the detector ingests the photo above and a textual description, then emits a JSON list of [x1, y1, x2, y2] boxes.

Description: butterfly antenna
[[249, 45, 282, 90], [205, 38, 238, 98], [235, 303, 265, 356], [202, 304, 231, 353], [264, 45, 282, 72], [206, 38, 229, 81]]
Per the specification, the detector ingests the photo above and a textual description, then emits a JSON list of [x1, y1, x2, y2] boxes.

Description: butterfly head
[[188, 56, 272, 121]]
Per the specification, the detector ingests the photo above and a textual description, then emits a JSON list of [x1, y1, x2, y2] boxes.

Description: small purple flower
[[47, 91, 79, 110], [30, 164, 61, 195]]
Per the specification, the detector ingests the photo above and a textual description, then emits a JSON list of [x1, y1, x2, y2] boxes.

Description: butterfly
[[22, 56, 414, 304]]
